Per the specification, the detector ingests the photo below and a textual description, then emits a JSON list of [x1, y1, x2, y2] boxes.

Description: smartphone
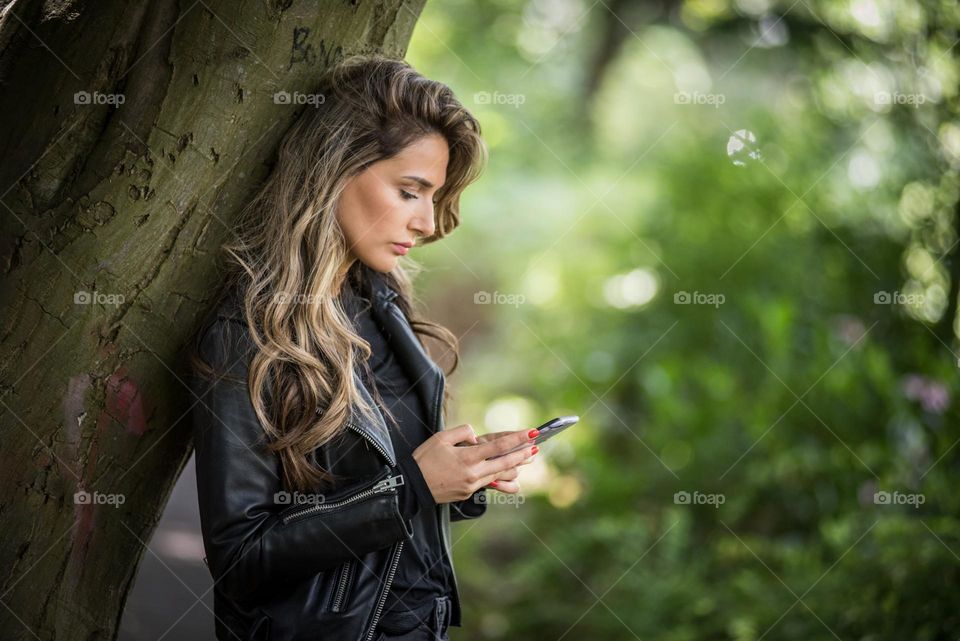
[[485, 415, 579, 460]]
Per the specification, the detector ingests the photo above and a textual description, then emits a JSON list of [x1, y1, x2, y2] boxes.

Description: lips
[[391, 243, 410, 256]]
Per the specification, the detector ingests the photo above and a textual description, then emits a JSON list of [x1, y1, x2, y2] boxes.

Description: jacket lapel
[[368, 275, 445, 434], [215, 287, 404, 464], [347, 367, 398, 465]]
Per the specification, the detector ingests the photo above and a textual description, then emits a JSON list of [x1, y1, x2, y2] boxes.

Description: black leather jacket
[[191, 276, 487, 641]]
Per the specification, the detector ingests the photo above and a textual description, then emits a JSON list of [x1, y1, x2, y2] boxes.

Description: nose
[[410, 202, 436, 240]]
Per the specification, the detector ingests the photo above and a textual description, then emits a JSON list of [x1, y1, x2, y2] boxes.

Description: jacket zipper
[[431, 372, 462, 626], [346, 419, 396, 466], [378, 288, 463, 627], [345, 400, 407, 640], [280, 473, 404, 525], [329, 560, 353, 612], [361, 286, 461, 632], [341, 377, 409, 638], [364, 539, 404, 641]]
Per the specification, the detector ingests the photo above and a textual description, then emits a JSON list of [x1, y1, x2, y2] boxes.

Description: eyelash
[[400, 189, 439, 204]]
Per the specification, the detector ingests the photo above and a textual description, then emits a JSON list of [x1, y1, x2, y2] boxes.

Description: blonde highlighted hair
[[190, 54, 487, 493]]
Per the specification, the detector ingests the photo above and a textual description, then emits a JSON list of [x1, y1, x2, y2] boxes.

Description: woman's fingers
[[474, 430, 516, 445], [490, 467, 520, 482], [477, 442, 537, 479], [477, 458, 534, 495], [487, 479, 521, 494], [482, 465, 520, 490], [442, 423, 478, 445], [470, 428, 536, 462]]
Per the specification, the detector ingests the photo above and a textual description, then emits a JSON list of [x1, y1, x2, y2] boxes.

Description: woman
[[188, 55, 540, 641]]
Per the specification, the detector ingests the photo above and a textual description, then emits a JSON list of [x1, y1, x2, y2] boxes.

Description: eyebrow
[[401, 175, 436, 189]]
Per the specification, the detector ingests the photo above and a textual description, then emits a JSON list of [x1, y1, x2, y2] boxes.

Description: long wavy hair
[[188, 54, 487, 493]]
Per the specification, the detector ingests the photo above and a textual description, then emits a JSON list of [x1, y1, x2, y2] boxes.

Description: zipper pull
[[373, 474, 404, 492]]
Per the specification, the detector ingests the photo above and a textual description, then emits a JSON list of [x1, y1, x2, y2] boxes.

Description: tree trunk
[[0, 0, 425, 638]]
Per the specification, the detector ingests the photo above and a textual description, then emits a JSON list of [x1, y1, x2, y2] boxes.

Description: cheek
[[354, 180, 400, 229], [359, 194, 409, 246], [339, 184, 378, 242]]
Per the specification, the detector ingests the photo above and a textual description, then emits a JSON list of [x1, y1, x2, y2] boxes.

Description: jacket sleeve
[[450, 488, 488, 521], [192, 318, 412, 603], [394, 452, 436, 519], [396, 452, 488, 522]]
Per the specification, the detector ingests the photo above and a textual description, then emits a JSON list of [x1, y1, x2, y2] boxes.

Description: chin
[[359, 253, 398, 273]]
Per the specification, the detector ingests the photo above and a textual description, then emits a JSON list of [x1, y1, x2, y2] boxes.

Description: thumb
[[442, 423, 477, 444]]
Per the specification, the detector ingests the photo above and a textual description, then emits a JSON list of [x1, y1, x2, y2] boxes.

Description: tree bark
[[0, 0, 425, 638]]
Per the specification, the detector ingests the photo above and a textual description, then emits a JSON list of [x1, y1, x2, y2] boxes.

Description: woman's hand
[[469, 430, 537, 493], [412, 424, 538, 503]]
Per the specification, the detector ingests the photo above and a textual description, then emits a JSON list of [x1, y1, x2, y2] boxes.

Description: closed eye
[[400, 189, 440, 204]]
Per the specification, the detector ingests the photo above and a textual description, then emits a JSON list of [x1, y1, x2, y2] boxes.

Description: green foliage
[[408, 1, 960, 638]]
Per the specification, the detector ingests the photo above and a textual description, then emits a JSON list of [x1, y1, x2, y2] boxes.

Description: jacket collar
[[367, 274, 445, 436]]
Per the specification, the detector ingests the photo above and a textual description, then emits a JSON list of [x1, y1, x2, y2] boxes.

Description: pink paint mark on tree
[[104, 366, 150, 436]]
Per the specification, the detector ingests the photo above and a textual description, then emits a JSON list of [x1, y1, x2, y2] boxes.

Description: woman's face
[[336, 133, 449, 272]]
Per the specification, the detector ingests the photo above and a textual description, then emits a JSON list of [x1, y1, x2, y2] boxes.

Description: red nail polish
[[488, 481, 499, 487], [531, 446, 539, 455], [528, 429, 540, 439]]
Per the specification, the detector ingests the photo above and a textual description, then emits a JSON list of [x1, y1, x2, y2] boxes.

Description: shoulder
[[196, 293, 256, 375]]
